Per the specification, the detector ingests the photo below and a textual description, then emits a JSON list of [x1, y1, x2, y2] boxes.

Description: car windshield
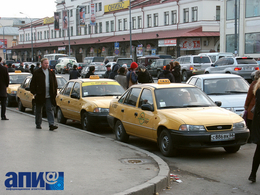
[[93, 57, 104, 62], [57, 77, 67, 89], [155, 87, 215, 109], [117, 59, 133, 67], [204, 78, 249, 95], [9, 74, 30, 84], [82, 83, 125, 97]]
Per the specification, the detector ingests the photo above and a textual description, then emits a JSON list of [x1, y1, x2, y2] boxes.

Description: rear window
[[93, 57, 104, 62], [236, 59, 257, 64], [193, 57, 211, 63]]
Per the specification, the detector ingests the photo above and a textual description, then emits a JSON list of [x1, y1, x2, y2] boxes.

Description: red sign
[[0, 39, 7, 49], [164, 39, 176, 45], [146, 44, 151, 51], [180, 38, 201, 50]]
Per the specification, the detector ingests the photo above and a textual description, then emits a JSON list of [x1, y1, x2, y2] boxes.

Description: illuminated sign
[[104, 0, 129, 13], [43, 17, 54, 24]]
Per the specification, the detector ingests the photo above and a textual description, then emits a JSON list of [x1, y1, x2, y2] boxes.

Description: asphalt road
[[9, 73, 259, 195]]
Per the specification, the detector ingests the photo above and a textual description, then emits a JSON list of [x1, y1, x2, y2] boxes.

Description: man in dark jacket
[[30, 58, 58, 130], [104, 64, 111, 78], [7, 63, 15, 72], [158, 64, 175, 83], [85, 66, 95, 78], [136, 66, 153, 83], [16, 62, 25, 72], [109, 63, 120, 79], [0, 57, 9, 120], [69, 65, 80, 80]]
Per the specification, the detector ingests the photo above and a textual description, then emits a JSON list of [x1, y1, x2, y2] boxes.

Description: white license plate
[[211, 133, 235, 142], [244, 66, 252, 70]]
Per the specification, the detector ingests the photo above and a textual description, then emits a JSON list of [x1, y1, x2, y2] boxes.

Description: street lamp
[[20, 12, 34, 62]]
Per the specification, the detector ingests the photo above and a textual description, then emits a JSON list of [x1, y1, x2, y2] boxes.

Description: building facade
[[11, 0, 221, 62], [220, 0, 260, 58]]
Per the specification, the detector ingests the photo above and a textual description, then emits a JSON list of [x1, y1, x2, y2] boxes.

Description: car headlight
[[225, 107, 234, 112], [179, 124, 206, 131], [11, 91, 17, 95], [93, 107, 109, 113], [233, 121, 246, 130]]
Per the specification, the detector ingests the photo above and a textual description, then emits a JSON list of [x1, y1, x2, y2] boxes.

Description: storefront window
[[245, 33, 260, 54], [226, 34, 235, 53], [246, 0, 260, 17]]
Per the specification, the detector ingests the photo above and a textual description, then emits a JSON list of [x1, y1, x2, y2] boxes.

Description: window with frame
[[51, 30, 53, 39], [147, 14, 152, 28], [138, 16, 142, 29], [84, 26, 87, 35], [192, 7, 198, 22], [245, 32, 260, 54], [118, 19, 122, 31], [123, 18, 127, 30], [111, 20, 114, 32], [154, 13, 158, 27], [99, 2, 102, 11], [71, 82, 80, 97], [70, 9, 73, 17], [195, 78, 201, 89], [95, 24, 98, 34], [40, 32, 42, 40], [226, 0, 240, 20], [44, 31, 46, 39], [171, 10, 177, 24], [246, 0, 260, 17], [106, 21, 109, 32], [88, 24, 91, 34], [95, 3, 97, 12], [226, 34, 235, 52], [184, 8, 189, 23], [87, 5, 90, 14], [138, 89, 154, 108], [71, 26, 73, 36], [124, 88, 142, 106], [164, 11, 169, 25], [47, 30, 49, 39], [34, 32, 36, 41], [216, 6, 220, 21], [59, 29, 61, 38], [63, 82, 74, 96], [99, 22, 102, 33], [132, 17, 136, 29], [62, 30, 64, 37]]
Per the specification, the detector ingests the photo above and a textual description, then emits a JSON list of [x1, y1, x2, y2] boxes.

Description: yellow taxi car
[[107, 79, 249, 157], [7, 71, 31, 106], [56, 76, 125, 131], [16, 75, 67, 112]]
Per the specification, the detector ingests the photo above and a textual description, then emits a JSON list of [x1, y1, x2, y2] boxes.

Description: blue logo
[[5, 172, 64, 190]]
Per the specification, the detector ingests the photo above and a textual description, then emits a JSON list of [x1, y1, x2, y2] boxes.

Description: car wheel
[[159, 129, 178, 157], [182, 70, 188, 82], [81, 112, 93, 131], [224, 145, 240, 153], [205, 71, 209, 74], [225, 72, 231, 74], [157, 70, 161, 78], [57, 107, 67, 124], [61, 69, 64, 74], [6, 97, 11, 107], [114, 120, 129, 142], [18, 99, 25, 112]]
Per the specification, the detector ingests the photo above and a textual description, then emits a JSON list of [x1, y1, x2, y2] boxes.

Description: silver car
[[204, 57, 259, 81], [187, 74, 249, 116]]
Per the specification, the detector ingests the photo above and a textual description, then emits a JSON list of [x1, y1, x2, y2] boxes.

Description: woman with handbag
[[244, 71, 260, 143], [248, 73, 260, 182]]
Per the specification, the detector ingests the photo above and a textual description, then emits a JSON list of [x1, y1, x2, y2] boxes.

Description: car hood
[[160, 107, 242, 125], [7, 84, 21, 93], [208, 94, 246, 108], [82, 96, 116, 108]]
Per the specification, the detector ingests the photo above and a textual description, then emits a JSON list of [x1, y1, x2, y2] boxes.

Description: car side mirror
[[215, 101, 222, 107], [211, 64, 215, 67], [141, 104, 154, 112], [71, 93, 80, 99]]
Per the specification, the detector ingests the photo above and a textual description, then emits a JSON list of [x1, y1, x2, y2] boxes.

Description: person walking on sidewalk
[[248, 78, 260, 182], [30, 58, 58, 131], [0, 57, 9, 120]]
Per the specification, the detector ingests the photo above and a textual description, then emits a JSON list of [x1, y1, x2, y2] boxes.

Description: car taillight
[[255, 67, 259, 70], [190, 66, 194, 71], [234, 67, 242, 71]]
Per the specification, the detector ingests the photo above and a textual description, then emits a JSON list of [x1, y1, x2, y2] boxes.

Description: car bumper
[[7, 94, 17, 103], [169, 130, 249, 149], [87, 112, 110, 127], [107, 115, 115, 130], [231, 72, 252, 80]]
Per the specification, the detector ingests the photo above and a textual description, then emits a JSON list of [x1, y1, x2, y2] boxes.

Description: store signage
[[146, 44, 151, 51], [43, 17, 54, 25], [0, 39, 7, 49], [158, 39, 176, 47], [136, 44, 143, 57], [90, 3, 96, 26], [58, 47, 66, 51], [105, 0, 130, 13], [180, 38, 201, 50]]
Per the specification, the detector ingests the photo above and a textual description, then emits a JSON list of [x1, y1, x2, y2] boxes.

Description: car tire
[[205, 71, 209, 74], [81, 112, 93, 131], [61, 69, 64, 74], [224, 145, 240, 153], [6, 97, 11, 107], [159, 129, 178, 157], [182, 70, 188, 82], [57, 107, 67, 124], [157, 70, 161, 78], [114, 120, 129, 142], [18, 99, 25, 112]]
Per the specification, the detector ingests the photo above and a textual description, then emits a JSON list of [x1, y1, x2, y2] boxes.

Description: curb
[[7, 107, 170, 195]]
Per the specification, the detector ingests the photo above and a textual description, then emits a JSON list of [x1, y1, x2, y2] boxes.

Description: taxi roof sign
[[14, 70, 22, 73], [158, 79, 170, 84], [89, 75, 100, 79]]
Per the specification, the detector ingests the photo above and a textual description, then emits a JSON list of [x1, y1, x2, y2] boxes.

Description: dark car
[[49, 60, 58, 73], [147, 58, 175, 77]]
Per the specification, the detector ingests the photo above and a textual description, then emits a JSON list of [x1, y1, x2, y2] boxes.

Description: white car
[[187, 74, 249, 116]]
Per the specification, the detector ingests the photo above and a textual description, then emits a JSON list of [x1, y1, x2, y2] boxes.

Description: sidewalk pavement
[[0, 108, 169, 195]]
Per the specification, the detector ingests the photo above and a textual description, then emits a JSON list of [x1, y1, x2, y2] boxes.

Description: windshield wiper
[[207, 93, 227, 95], [160, 106, 182, 109], [103, 94, 122, 96], [84, 95, 101, 97], [225, 91, 247, 93], [182, 105, 211, 107]]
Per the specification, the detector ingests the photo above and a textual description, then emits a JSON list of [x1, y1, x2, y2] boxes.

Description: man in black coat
[[158, 64, 175, 83], [0, 57, 9, 120], [7, 63, 15, 72], [69, 65, 80, 80], [104, 64, 111, 78], [85, 66, 95, 78], [30, 58, 58, 130]]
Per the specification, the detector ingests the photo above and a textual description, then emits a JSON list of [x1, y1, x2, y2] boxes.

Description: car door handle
[[60, 98, 62, 101], [68, 101, 70, 104], [121, 109, 124, 113], [134, 112, 138, 117], [24, 93, 26, 95]]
